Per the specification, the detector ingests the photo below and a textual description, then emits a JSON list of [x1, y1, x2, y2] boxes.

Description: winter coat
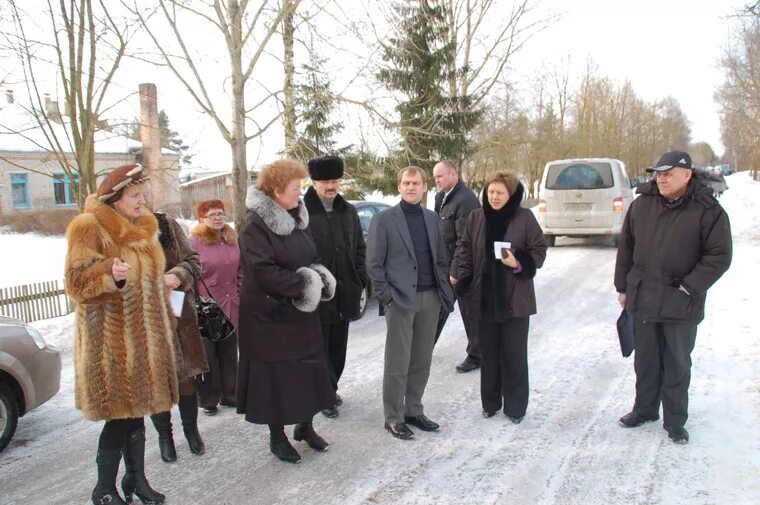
[[156, 213, 208, 381], [237, 187, 337, 363], [434, 180, 481, 277], [454, 183, 548, 319], [303, 187, 368, 323], [190, 223, 242, 327], [65, 196, 178, 421], [614, 179, 732, 323]]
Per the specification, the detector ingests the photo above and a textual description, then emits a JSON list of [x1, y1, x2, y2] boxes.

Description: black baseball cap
[[646, 151, 693, 173]]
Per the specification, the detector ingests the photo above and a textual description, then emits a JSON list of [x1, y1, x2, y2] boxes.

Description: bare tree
[[3, 0, 133, 209], [282, 0, 297, 158], [126, 0, 301, 229]]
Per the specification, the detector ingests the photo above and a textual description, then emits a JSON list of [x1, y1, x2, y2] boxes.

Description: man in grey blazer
[[367, 166, 455, 440]]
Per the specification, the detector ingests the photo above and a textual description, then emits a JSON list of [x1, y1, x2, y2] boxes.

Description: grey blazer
[[366, 203, 454, 313]]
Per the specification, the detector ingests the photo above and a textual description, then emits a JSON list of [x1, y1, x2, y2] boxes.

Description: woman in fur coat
[[237, 159, 337, 464], [148, 211, 209, 463], [190, 200, 241, 416], [453, 172, 548, 424], [65, 164, 174, 505]]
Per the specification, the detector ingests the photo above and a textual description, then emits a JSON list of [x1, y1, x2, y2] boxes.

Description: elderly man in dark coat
[[615, 150, 732, 445], [432, 159, 481, 373], [303, 156, 368, 418]]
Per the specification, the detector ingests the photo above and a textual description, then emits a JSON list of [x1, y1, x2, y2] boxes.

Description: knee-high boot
[[179, 394, 205, 455], [121, 427, 166, 505], [149, 412, 176, 463], [91, 447, 128, 505]]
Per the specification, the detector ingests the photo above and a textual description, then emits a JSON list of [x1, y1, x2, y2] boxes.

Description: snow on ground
[[0, 172, 758, 504]]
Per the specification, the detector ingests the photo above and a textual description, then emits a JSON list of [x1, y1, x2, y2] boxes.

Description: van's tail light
[[613, 197, 624, 212], [538, 199, 546, 213]]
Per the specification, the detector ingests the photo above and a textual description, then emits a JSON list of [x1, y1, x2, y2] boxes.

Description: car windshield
[[546, 162, 614, 190]]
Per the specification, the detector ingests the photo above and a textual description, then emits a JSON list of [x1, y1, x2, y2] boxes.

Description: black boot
[[269, 424, 301, 464], [121, 427, 166, 505], [149, 412, 176, 463], [293, 422, 329, 451], [91, 447, 128, 505], [179, 394, 205, 455]]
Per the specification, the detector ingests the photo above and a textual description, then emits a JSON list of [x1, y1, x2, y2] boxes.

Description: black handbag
[[190, 265, 236, 343]]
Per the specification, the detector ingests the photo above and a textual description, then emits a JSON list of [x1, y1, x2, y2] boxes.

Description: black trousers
[[434, 298, 481, 365], [632, 318, 698, 427], [198, 334, 239, 408], [99, 418, 144, 450], [479, 317, 529, 417], [322, 320, 350, 393]]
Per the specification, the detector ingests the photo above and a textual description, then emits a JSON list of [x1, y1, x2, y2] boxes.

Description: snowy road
[[1, 234, 758, 505]]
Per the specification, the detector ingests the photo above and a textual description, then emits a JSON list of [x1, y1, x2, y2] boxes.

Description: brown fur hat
[[97, 164, 150, 204]]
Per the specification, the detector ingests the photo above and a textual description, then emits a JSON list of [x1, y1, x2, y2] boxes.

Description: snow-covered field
[[0, 172, 758, 504]]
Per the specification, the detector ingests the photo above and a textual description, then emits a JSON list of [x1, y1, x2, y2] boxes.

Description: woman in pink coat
[[190, 200, 242, 416]]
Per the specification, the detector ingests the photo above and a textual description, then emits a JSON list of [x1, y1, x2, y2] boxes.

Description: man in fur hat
[[304, 156, 368, 418]]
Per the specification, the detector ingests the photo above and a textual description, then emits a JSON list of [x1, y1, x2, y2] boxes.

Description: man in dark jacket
[[432, 160, 481, 373], [304, 156, 368, 418], [614, 151, 732, 445]]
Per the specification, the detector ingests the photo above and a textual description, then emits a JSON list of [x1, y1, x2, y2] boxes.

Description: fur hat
[[307, 156, 344, 181], [197, 199, 225, 218], [97, 164, 150, 203]]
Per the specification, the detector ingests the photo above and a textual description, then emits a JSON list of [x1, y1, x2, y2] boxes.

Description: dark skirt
[[236, 352, 335, 425]]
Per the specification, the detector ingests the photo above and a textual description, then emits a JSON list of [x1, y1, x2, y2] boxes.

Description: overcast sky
[[2, 0, 750, 170]]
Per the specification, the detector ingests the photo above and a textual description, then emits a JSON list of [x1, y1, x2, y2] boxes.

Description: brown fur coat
[[65, 196, 179, 421]]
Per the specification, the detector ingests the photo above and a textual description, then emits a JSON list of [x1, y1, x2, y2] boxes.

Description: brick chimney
[[139, 83, 164, 208]]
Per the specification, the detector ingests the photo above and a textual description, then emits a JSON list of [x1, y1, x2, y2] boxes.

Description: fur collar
[[191, 223, 238, 245], [246, 186, 309, 236], [84, 194, 158, 248]]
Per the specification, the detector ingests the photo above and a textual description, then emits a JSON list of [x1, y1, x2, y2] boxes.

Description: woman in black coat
[[237, 159, 337, 464], [453, 172, 547, 423]]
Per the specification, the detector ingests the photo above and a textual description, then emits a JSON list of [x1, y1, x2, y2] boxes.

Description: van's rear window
[[546, 162, 614, 190]]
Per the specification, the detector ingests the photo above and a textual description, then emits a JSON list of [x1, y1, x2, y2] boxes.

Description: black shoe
[[506, 414, 524, 424], [404, 414, 439, 432], [203, 406, 218, 416], [664, 425, 689, 444], [321, 406, 339, 418], [121, 428, 166, 505], [384, 422, 414, 440], [183, 424, 206, 455], [270, 438, 301, 463], [293, 423, 329, 451], [619, 410, 660, 428], [482, 409, 497, 418], [92, 447, 128, 505], [455, 359, 480, 373], [335, 393, 343, 406]]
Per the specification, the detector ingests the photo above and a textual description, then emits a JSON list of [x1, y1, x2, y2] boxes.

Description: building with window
[[0, 97, 180, 217]]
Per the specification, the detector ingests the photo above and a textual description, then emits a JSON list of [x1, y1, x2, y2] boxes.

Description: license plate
[[564, 202, 592, 211]]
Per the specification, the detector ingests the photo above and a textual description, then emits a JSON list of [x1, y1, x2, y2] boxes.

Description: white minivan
[[537, 158, 634, 246]]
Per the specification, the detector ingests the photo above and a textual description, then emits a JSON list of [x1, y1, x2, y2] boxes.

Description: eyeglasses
[[205, 212, 226, 219]]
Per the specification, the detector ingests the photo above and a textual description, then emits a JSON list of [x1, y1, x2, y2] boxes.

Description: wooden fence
[[0, 280, 73, 323]]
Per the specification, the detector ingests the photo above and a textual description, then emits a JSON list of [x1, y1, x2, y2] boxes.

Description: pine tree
[[292, 57, 347, 161], [376, 0, 480, 183]]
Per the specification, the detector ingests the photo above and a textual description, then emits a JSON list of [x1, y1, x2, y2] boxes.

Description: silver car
[[0, 315, 61, 453]]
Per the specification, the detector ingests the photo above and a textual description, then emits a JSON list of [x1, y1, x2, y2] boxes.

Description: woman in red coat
[[190, 200, 241, 416]]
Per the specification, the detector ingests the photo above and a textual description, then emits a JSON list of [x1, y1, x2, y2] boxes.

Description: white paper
[[169, 290, 185, 317], [493, 241, 512, 259]]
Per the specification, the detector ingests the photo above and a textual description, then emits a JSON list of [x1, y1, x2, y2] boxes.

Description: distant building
[[0, 93, 180, 217]]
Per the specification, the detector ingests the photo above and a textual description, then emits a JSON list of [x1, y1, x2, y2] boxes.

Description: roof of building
[[0, 102, 178, 156]]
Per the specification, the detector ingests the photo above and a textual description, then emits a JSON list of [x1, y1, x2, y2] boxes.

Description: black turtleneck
[[400, 199, 436, 291]]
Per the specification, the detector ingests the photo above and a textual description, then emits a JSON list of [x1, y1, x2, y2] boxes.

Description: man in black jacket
[[304, 156, 368, 418], [432, 160, 481, 372], [614, 151, 732, 444]]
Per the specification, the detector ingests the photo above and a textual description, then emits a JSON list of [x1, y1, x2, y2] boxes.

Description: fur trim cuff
[[514, 249, 537, 279], [293, 266, 322, 312], [310, 263, 337, 301]]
